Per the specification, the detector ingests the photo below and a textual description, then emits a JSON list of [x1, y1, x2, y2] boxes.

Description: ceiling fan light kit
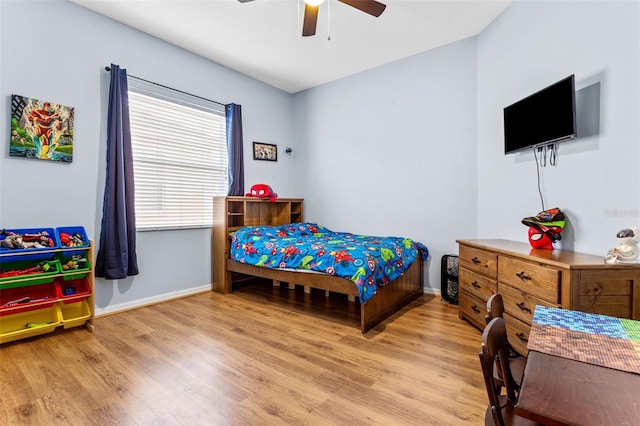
[[239, 0, 386, 37]]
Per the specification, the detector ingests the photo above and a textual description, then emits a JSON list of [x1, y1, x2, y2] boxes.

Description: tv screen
[[504, 75, 576, 154]]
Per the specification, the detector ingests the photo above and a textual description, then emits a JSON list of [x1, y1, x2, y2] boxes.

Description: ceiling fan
[[238, 0, 387, 37]]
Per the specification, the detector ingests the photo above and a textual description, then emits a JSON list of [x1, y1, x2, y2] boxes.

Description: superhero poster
[[9, 94, 74, 163]]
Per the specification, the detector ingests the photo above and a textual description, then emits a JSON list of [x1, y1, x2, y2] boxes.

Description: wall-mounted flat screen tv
[[504, 75, 576, 154]]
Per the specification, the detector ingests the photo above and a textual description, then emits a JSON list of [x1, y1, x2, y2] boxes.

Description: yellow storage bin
[[0, 305, 61, 344], [60, 300, 91, 329]]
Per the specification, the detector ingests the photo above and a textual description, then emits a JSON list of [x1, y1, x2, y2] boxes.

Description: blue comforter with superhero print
[[229, 223, 429, 303]]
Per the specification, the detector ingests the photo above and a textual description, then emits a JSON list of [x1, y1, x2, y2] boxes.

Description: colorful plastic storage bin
[[0, 252, 61, 289], [0, 228, 59, 252], [0, 305, 61, 344], [60, 300, 91, 329], [58, 251, 91, 281], [0, 225, 93, 344], [55, 226, 89, 249], [0, 281, 58, 316], [56, 277, 91, 302]]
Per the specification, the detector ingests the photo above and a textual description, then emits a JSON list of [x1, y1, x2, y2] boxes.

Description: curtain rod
[[104, 66, 227, 108]]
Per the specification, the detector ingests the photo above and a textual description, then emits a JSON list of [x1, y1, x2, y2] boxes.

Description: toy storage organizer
[[0, 227, 94, 344]]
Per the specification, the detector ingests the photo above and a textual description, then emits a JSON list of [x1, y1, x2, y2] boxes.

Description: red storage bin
[[56, 277, 91, 302], [0, 282, 58, 316]]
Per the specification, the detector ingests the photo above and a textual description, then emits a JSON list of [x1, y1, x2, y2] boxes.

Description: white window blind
[[128, 82, 227, 230]]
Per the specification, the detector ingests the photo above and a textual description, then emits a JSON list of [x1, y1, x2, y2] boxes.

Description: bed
[[212, 196, 428, 333]]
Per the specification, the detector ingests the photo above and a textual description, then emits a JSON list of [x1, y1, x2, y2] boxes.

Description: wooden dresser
[[457, 239, 640, 355]]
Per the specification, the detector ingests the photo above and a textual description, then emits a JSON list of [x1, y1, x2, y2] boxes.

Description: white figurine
[[613, 227, 640, 262]]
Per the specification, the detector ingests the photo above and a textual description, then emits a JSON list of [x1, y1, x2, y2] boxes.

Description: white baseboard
[[94, 284, 211, 317], [95, 284, 441, 318]]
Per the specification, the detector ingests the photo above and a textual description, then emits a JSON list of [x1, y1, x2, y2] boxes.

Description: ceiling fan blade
[[302, 4, 319, 37], [237, 0, 255, 3], [338, 0, 386, 17]]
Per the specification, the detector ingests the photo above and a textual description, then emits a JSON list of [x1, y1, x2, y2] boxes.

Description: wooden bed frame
[[212, 196, 425, 333]]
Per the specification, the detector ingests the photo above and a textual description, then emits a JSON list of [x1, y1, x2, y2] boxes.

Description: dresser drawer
[[575, 269, 635, 318], [500, 282, 558, 325], [504, 313, 530, 356], [459, 267, 497, 301], [498, 256, 560, 302], [459, 245, 497, 279], [459, 290, 487, 330]]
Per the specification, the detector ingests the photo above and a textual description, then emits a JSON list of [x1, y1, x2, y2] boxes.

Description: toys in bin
[[59, 232, 86, 247], [61, 255, 88, 271], [59, 277, 91, 297], [0, 260, 57, 278], [0, 229, 55, 250], [2, 296, 51, 307]]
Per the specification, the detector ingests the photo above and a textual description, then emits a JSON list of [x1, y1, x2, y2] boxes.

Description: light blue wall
[[0, 0, 296, 314], [476, 0, 639, 255], [2, 0, 638, 310], [292, 38, 479, 292], [290, 0, 640, 291]]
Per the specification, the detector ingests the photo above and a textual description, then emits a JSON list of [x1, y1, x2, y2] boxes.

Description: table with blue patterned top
[[527, 305, 640, 374], [515, 306, 640, 425]]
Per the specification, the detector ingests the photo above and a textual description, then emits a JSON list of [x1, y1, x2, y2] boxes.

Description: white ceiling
[[71, 0, 512, 93]]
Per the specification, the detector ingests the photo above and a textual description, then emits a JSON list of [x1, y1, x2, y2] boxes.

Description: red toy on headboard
[[246, 184, 278, 202]]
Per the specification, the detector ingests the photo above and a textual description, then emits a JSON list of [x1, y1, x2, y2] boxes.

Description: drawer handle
[[472, 305, 481, 314], [516, 302, 532, 314], [516, 271, 532, 281], [516, 332, 529, 343], [471, 281, 481, 289], [471, 257, 481, 265]]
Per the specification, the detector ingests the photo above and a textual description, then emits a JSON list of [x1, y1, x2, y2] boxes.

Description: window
[[128, 80, 227, 230]]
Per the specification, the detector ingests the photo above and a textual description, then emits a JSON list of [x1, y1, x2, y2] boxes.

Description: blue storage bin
[[0, 228, 59, 253], [55, 226, 89, 248]]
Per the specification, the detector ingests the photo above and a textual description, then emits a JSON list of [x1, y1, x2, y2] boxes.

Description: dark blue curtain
[[95, 64, 139, 279], [225, 103, 245, 196]]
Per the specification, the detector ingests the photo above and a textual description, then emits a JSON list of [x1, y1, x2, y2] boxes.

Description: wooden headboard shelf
[[213, 196, 304, 292]]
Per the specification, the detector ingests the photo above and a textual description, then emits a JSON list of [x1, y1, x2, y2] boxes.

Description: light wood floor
[[1, 281, 487, 425]]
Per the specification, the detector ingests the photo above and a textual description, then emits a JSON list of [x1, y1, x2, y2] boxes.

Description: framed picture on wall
[[9, 94, 74, 163], [253, 142, 277, 161]]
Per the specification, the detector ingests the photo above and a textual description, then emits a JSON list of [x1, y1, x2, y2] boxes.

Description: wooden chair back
[[485, 293, 505, 324], [485, 293, 526, 387], [479, 317, 519, 426]]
